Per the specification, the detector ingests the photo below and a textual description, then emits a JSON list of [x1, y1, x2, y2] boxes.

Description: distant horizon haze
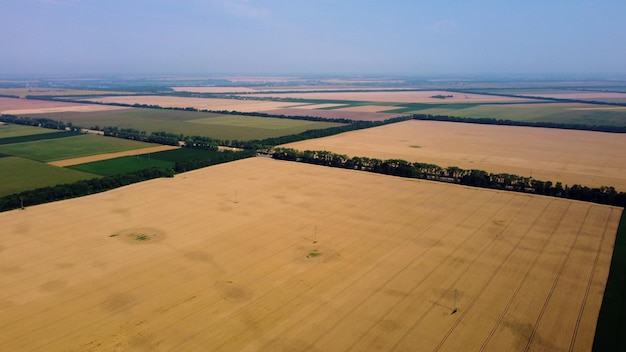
[[1, 0, 625, 77]]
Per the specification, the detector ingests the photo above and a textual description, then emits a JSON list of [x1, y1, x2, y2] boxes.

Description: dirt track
[[48, 145, 180, 167]]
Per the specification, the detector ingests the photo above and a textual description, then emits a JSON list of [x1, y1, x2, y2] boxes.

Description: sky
[[1, 0, 625, 77]]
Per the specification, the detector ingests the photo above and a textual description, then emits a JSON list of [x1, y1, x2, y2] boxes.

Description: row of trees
[[446, 89, 626, 107], [411, 114, 626, 133], [0, 168, 174, 212], [271, 148, 626, 207], [0, 114, 75, 130], [173, 149, 256, 173]]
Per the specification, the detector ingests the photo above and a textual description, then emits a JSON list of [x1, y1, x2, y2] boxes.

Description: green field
[[0, 134, 161, 162], [0, 123, 64, 138], [0, 156, 99, 197], [415, 103, 626, 127], [68, 155, 175, 176], [21, 108, 346, 141]]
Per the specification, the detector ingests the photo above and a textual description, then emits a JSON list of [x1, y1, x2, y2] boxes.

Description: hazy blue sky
[[1, 0, 625, 77]]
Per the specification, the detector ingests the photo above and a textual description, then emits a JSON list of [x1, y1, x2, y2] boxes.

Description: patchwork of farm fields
[[0, 97, 127, 115], [0, 134, 163, 162], [0, 157, 620, 351], [248, 90, 538, 103], [281, 120, 626, 191], [0, 127, 171, 196], [0, 156, 98, 197], [416, 103, 626, 127], [20, 108, 345, 141]]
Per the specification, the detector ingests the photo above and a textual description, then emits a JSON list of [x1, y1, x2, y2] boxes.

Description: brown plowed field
[[0, 157, 619, 351], [282, 120, 626, 191]]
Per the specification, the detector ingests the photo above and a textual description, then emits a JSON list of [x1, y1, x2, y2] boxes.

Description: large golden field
[[0, 157, 620, 351], [281, 120, 626, 191]]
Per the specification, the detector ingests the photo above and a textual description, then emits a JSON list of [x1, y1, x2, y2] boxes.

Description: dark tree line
[[445, 89, 626, 107], [102, 127, 182, 146], [0, 114, 76, 131], [0, 168, 174, 212], [173, 149, 256, 173], [271, 148, 626, 207], [411, 114, 626, 133]]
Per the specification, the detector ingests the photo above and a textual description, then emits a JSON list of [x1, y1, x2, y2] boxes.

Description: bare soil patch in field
[[0, 157, 619, 351], [86, 95, 308, 112], [251, 90, 538, 103], [282, 120, 626, 191], [266, 108, 408, 121], [48, 145, 179, 167]]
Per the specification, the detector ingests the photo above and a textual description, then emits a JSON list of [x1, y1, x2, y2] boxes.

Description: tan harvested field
[[265, 108, 408, 121], [250, 90, 539, 103], [0, 157, 620, 351], [0, 88, 133, 99], [171, 87, 259, 93], [282, 120, 626, 191], [47, 145, 180, 167], [85, 95, 308, 112], [0, 97, 126, 115]]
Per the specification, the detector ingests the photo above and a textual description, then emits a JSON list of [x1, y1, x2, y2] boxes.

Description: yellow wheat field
[[281, 120, 626, 191], [0, 157, 619, 351]]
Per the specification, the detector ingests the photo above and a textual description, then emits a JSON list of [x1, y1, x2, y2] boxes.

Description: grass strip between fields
[[593, 208, 626, 351]]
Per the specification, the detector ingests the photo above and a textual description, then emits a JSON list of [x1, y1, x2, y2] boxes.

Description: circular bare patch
[[110, 227, 165, 244]]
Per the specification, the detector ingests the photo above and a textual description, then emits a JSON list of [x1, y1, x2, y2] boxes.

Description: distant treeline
[[411, 114, 626, 133], [272, 148, 626, 207], [446, 89, 626, 107], [25, 96, 356, 124], [0, 113, 76, 130], [0, 168, 174, 212], [2, 111, 412, 151]]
